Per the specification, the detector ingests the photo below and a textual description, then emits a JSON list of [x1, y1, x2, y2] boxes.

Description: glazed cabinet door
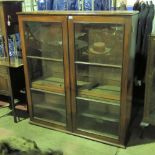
[[19, 16, 71, 130], [68, 16, 127, 143]]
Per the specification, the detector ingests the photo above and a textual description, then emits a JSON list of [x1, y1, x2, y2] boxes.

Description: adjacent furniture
[[143, 35, 155, 125], [0, 0, 26, 122], [18, 11, 138, 147]]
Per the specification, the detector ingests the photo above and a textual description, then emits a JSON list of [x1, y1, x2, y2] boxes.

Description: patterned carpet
[[0, 137, 63, 155]]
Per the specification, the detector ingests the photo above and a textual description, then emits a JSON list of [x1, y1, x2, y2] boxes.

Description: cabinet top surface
[[0, 58, 23, 68], [17, 11, 139, 16]]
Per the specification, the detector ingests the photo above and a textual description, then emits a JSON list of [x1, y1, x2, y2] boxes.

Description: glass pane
[[32, 90, 66, 124], [76, 64, 121, 102], [0, 12, 2, 35], [0, 36, 5, 57], [8, 33, 22, 58], [27, 58, 64, 94], [24, 21, 63, 59], [76, 98, 119, 137], [74, 23, 124, 65]]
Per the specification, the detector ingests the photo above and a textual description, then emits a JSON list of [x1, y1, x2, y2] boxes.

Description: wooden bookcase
[[18, 11, 138, 147], [0, 0, 26, 122], [0, 0, 22, 95]]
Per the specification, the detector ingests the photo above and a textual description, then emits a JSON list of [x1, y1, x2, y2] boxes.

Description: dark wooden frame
[[18, 11, 138, 147], [18, 15, 72, 131], [68, 14, 137, 146]]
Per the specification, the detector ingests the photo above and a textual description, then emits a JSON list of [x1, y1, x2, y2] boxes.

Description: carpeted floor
[[0, 107, 155, 155]]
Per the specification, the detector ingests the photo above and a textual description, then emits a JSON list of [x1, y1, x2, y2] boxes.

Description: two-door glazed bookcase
[[18, 11, 138, 147]]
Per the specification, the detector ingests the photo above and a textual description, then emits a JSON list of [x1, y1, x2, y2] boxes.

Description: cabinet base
[[29, 118, 125, 148]]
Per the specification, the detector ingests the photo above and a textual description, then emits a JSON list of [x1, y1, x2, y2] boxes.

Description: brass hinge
[[68, 16, 73, 20]]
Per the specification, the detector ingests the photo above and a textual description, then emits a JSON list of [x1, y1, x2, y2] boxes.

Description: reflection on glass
[[0, 35, 5, 57], [74, 23, 124, 65], [76, 98, 119, 137], [76, 64, 121, 102], [8, 33, 22, 58], [28, 58, 64, 93], [0, 17, 2, 35], [24, 22, 63, 59], [32, 90, 66, 124]]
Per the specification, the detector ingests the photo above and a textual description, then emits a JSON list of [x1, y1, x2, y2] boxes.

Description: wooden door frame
[[68, 15, 131, 145], [18, 15, 72, 131]]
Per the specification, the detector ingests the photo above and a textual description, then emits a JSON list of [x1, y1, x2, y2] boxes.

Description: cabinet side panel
[[120, 14, 138, 145], [143, 35, 155, 124], [18, 15, 33, 119], [126, 14, 138, 142]]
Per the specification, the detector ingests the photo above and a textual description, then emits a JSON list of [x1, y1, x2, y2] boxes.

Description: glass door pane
[[27, 58, 64, 94], [74, 23, 124, 138], [31, 89, 66, 124], [76, 64, 121, 102], [75, 23, 124, 65], [23, 20, 67, 125], [24, 22, 63, 59], [76, 98, 120, 138]]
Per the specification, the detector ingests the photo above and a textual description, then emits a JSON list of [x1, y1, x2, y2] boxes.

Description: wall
[[118, 0, 155, 7], [22, 0, 37, 11]]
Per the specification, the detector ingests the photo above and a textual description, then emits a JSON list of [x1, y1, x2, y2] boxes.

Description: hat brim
[[89, 47, 111, 55]]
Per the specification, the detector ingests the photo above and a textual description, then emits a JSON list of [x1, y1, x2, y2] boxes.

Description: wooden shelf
[[80, 112, 119, 123], [34, 104, 66, 124], [27, 56, 63, 62], [30, 88, 65, 97], [15, 104, 27, 111], [78, 85, 121, 101], [31, 77, 64, 94], [79, 127, 119, 140], [34, 104, 66, 113], [75, 61, 122, 69], [0, 101, 9, 107], [76, 97, 120, 106], [77, 116, 119, 139]]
